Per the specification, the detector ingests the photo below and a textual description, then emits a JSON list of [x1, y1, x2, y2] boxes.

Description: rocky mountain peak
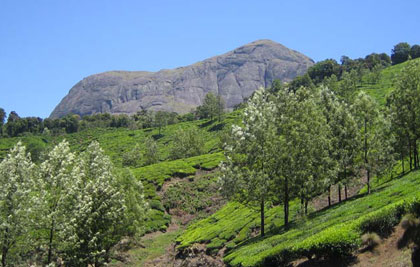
[[50, 40, 314, 118]]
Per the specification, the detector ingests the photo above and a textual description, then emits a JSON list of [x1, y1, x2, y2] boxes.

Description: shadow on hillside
[[152, 134, 164, 140], [314, 183, 389, 216], [295, 255, 358, 267], [209, 122, 225, 132], [230, 220, 300, 252], [227, 172, 415, 262], [199, 120, 214, 128], [231, 183, 394, 252]]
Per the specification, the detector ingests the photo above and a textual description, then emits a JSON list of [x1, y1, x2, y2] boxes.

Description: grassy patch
[[111, 230, 182, 266]]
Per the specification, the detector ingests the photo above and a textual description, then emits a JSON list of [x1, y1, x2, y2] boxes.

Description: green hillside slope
[[0, 110, 241, 233], [175, 59, 420, 266], [178, 169, 420, 266], [361, 58, 420, 105]]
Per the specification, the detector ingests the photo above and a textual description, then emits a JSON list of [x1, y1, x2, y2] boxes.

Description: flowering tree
[[37, 140, 75, 264], [220, 88, 277, 236], [0, 142, 36, 266], [60, 141, 127, 266]]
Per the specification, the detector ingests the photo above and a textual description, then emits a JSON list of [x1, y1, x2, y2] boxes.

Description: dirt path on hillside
[[143, 169, 225, 267], [354, 225, 412, 267]]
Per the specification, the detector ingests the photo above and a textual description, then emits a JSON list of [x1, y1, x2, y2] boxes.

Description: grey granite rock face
[[50, 40, 314, 118]]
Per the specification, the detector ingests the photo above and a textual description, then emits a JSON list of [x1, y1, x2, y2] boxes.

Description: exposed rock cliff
[[50, 40, 313, 118]]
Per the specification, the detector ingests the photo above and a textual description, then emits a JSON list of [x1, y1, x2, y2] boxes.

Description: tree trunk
[[414, 139, 418, 169], [402, 152, 405, 174], [304, 200, 308, 215], [48, 219, 55, 264], [300, 197, 304, 212], [2, 228, 8, 267], [409, 138, 413, 171], [338, 184, 342, 202], [364, 118, 370, 194], [328, 185, 331, 207], [284, 177, 289, 226], [345, 185, 348, 200], [260, 199, 265, 237]]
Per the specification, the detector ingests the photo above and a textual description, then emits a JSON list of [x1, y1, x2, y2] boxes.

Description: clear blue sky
[[1, 0, 419, 118]]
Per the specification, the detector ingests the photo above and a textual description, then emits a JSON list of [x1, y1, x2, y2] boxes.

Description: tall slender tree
[[388, 60, 420, 170], [320, 88, 359, 204], [220, 88, 276, 236], [37, 140, 76, 264], [0, 142, 36, 266], [353, 91, 394, 194]]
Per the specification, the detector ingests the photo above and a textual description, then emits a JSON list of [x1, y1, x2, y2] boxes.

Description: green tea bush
[[406, 196, 420, 217], [207, 238, 225, 254], [293, 224, 360, 260], [359, 201, 405, 237]]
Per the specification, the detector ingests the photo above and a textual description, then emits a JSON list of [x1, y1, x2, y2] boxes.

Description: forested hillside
[[1, 43, 420, 266]]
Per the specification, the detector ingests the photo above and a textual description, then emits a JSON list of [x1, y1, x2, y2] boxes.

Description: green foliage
[[162, 172, 220, 215], [294, 223, 360, 260], [220, 88, 279, 236], [122, 143, 142, 167], [308, 59, 341, 84], [144, 209, 171, 233], [196, 92, 225, 121], [0, 111, 236, 237], [288, 73, 314, 92], [144, 136, 158, 165], [352, 91, 395, 193], [0, 107, 5, 135], [391, 42, 411, 65], [207, 238, 225, 254], [358, 58, 420, 105], [169, 127, 206, 160], [388, 59, 420, 171], [358, 201, 405, 236], [116, 168, 148, 237], [132, 152, 224, 191], [411, 45, 420, 60]]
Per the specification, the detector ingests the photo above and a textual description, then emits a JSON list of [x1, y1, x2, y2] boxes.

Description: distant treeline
[[0, 92, 225, 137], [284, 42, 420, 93]]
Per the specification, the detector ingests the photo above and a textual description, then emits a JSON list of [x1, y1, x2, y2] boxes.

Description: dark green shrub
[[406, 197, 420, 217], [262, 249, 297, 267], [149, 199, 165, 212], [207, 238, 225, 254]]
